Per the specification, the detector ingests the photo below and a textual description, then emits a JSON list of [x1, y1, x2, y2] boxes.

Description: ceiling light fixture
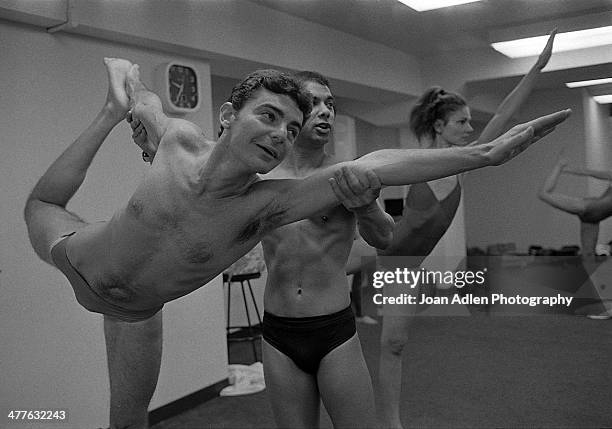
[[491, 26, 612, 58], [593, 94, 612, 104], [396, 0, 481, 12], [565, 78, 612, 88]]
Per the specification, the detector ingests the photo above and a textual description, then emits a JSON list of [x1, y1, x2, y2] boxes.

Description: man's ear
[[219, 102, 236, 129]]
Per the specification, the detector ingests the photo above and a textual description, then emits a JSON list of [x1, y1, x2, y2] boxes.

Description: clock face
[[168, 64, 199, 110]]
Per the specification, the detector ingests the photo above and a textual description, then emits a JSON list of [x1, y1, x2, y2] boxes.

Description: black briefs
[[262, 305, 356, 374]]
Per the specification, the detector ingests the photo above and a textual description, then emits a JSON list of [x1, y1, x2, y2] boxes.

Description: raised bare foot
[[103, 57, 132, 121], [125, 63, 143, 102]]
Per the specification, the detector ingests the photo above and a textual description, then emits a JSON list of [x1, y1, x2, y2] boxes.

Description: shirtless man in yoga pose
[[26, 57, 568, 428]]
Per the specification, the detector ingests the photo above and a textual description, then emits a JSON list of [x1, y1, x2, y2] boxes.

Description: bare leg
[[580, 221, 599, 257], [377, 281, 418, 429], [317, 334, 379, 429], [104, 311, 163, 429], [539, 192, 588, 215], [24, 58, 131, 264], [377, 317, 412, 429], [351, 271, 363, 317], [263, 340, 321, 428]]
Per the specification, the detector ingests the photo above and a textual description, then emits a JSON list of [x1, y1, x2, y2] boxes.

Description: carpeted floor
[[151, 308, 611, 429]]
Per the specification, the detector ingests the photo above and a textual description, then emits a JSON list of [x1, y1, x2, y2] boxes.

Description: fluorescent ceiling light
[[491, 26, 612, 58], [565, 78, 612, 88], [593, 94, 612, 104], [396, 0, 481, 12]]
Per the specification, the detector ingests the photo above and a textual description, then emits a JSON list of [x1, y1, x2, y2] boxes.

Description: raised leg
[[317, 334, 379, 429], [24, 58, 131, 264], [104, 311, 163, 429], [262, 340, 321, 428], [538, 159, 588, 216]]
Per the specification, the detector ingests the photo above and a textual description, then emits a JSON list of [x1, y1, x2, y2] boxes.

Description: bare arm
[[538, 158, 586, 215], [329, 167, 395, 249], [477, 29, 557, 144], [354, 203, 395, 249], [270, 109, 570, 228], [539, 158, 566, 195], [27, 58, 129, 206], [125, 64, 205, 164], [125, 64, 170, 150], [563, 166, 612, 182]]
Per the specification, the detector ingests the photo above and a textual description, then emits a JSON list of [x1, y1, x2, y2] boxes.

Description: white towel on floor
[[219, 362, 266, 396]]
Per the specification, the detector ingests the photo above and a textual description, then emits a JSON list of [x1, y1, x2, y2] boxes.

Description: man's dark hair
[[293, 70, 331, 89], [219, 69, 312, 136]]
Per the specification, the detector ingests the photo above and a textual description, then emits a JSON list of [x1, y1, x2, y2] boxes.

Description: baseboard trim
[[149, 378, 230, 426]]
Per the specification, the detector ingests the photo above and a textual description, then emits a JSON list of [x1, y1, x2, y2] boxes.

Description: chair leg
[[226, 280, 232, 360], [240, 281, 258, 362], [247, 279, 263, 325]]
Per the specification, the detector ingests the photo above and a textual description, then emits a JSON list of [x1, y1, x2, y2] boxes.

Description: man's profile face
[[230, 88, 303, 173], [298, 81, 335, 147]]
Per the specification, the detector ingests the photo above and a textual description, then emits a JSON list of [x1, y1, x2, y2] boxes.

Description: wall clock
[[156, 62, 201, 113]]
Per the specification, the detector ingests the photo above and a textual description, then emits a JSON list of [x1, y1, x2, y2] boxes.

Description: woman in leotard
[[341, 29, 558, 429]]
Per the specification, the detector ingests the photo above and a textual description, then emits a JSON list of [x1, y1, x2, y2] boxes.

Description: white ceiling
[[250, 0, 612, 56], [249, 0, 612, 90]]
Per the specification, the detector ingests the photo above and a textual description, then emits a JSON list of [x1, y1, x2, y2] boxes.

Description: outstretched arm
[[27, 58, 131, 207], [329, 167, 395, 249], [562, 166, 612, 182], [267, 109, 571, 228], [540, 158, 566, 194], [538, 158, 587, 215], [477, 29, 557, 144], [360, 109, 570, 184]]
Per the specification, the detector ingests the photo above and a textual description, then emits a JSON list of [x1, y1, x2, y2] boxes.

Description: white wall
[[0, 0, 425, 102], [463, 87, 588, 252], [0, 20, 226, 428]]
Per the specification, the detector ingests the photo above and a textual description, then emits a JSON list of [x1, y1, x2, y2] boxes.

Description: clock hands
[[171, 81, 184, 105], [167, 65, 197, 109]]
